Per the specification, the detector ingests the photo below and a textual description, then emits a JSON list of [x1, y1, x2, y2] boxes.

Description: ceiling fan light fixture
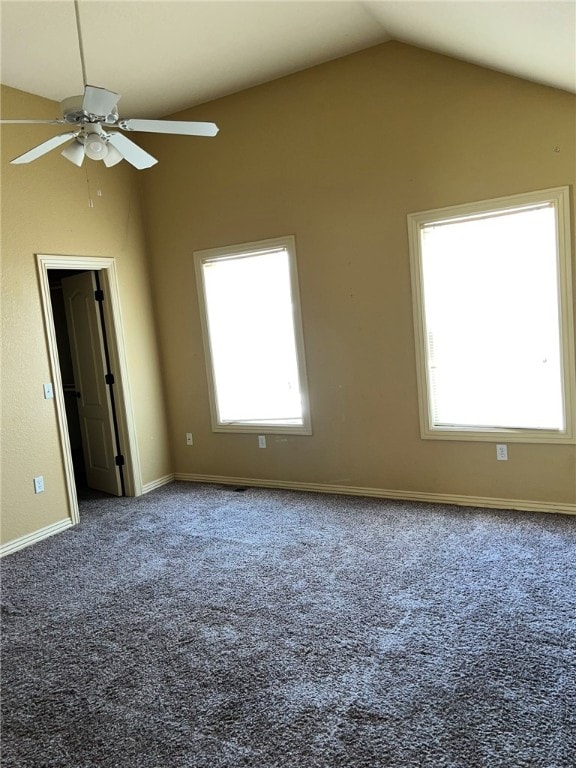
[[103, 144, 123, 167], [61, 139, 85, 166], [84, 135, 109, 161]]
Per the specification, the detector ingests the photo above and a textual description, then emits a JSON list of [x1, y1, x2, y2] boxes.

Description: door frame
[[37, 254, 142, 523]]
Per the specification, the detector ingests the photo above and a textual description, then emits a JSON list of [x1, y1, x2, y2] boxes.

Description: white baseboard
[[141, 474, 175, 495], [0, 518, 74, 558], [3, 475, 570, 559], [173, 473, 576, 516]]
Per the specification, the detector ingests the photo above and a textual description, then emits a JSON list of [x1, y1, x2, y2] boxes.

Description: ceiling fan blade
[[10, 131, 80, 164], [118, 119, 219, 137], [1, 119, 64, 125], [106, 132, 158, 169], [83, 85, 120, 116]]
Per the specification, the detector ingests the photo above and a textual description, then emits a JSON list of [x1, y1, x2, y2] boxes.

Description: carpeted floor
[[1, 482, 575, 767]]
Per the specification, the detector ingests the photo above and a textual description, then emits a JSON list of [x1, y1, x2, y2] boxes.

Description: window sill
[[212, 423, 313, 436], [421, 424, 575, 444]]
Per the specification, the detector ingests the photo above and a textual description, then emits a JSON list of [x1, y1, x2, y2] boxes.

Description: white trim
[[0, 519, 73, 558], [36, 255, 143, 531], [37, 257, 81, 526], [407, 186, 576, 444], [193, 236, 312, 436], [141, 474, 175, 494], [174, 473, 576, 516]]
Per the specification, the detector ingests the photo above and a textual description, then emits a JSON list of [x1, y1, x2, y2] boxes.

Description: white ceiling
[[1, 1, 574, 119]]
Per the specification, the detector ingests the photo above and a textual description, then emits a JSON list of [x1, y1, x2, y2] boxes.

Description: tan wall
[[140, 42, 576, 508], [1, 86, 172, 547]]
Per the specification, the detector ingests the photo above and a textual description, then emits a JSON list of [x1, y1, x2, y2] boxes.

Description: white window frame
[[194, 235, 312, 435], [407, 186, 576, 444]]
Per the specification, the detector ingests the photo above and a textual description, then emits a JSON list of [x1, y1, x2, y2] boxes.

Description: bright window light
[[408, 187, 575, 443], [194, 237, 311, 434]]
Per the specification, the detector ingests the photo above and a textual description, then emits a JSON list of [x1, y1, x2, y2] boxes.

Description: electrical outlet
[[186, 433, 193, 446], [496, 444, 508, 461], [258, 435, 266, 449], [43, 383, 54, 399], [33, 476, 44, 493]]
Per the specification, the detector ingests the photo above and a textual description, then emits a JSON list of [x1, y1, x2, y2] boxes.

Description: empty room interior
[[1, 1, 575, 766]]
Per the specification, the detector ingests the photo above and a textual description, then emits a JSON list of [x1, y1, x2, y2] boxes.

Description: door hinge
[[94, 289, 104, 302], [115, 455, 125, 467], [105, 372, 115, 385]]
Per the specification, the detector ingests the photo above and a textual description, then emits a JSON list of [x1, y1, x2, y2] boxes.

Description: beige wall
[[139, 42, 576, 508], [1, 86, 172, 547]]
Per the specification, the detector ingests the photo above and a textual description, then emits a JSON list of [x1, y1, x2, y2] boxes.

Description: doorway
[[49, 268, 125, 498], [37, 255, 142, 525]]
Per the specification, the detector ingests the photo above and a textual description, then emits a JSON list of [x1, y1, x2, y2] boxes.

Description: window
[[408, 186, 575, 443], [194, 236, 311, 434]]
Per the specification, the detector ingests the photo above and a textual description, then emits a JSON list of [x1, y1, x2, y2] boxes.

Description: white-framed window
[[407, 186, 575, 443], [194, 236, 312, 434]]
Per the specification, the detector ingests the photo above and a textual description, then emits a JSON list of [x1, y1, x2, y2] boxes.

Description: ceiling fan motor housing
[[60, 94, 118, 125]]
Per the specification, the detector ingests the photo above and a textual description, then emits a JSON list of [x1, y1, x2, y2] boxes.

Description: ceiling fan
[[1, 2, 219, 170], [2, 86, 219, 169]]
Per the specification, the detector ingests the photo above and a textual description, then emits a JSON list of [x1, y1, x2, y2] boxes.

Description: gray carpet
[[1, 482, 575, 767]]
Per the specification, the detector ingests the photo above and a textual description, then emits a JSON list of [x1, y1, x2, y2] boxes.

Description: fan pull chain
[[84, 163, 93, 208], [74, 0, 88, 88]]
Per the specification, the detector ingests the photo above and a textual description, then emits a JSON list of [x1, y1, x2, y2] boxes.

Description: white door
[[61, 272, 122, 496]]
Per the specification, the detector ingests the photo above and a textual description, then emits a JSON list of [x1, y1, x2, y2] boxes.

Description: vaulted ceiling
[[1, 1, 574, 120]]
